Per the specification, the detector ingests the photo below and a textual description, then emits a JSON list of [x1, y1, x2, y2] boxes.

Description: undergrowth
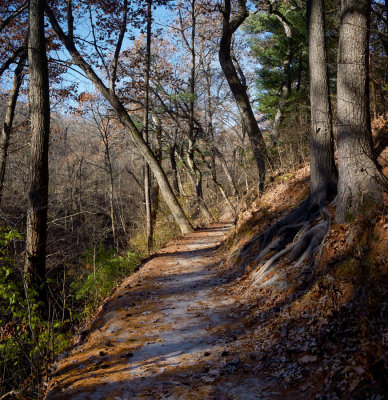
[[0, 227, 143, 398], [0, 227, 72, 398], [71, 247, 141, 318]]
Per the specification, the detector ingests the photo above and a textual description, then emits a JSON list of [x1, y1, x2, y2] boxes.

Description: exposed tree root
[[242, 197, 333, 292], [247, 242, 296, 292]]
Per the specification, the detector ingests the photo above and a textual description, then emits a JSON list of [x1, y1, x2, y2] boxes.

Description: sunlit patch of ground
[[46, 224, 276, 399]]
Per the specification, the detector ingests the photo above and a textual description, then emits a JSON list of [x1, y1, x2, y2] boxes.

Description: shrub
[[71, 247, 140, 316]]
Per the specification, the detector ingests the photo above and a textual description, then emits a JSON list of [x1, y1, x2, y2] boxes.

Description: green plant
[[71, 247, 140, 316], [0, 227, 71, 397]]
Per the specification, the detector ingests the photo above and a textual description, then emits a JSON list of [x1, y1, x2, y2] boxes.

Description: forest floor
[[46, 223, 278, 399], [45, 149, 388, 400]]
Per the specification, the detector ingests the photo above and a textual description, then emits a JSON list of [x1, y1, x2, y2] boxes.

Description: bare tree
[[44, 1, 193, 234], [0, 53, 26, 205], [219, 0, 267, 191], [143, 0, 153, 251]]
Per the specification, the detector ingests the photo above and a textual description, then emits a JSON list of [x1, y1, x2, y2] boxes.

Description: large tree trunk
[[336, 0, 382, 222], [0, 54, 26, 205], [307, 0, 337, 206], [219, 0, 267, 191], [25, 0, 50, 310], [45, 3, 193, 234]]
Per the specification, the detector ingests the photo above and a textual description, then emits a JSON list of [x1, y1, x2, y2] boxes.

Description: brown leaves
[[0, 321, 27, 340]]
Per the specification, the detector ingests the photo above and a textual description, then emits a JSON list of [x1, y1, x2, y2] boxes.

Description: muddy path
[[46, 224, 274, 400]]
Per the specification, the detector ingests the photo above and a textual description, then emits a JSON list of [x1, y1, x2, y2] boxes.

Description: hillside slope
[[45, 156, 387, 400]]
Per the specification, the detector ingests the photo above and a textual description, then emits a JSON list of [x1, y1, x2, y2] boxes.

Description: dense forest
[[0, 0, 387, 398]]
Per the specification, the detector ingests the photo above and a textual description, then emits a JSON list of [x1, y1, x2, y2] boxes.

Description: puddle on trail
[[46, 224, 273, 400]]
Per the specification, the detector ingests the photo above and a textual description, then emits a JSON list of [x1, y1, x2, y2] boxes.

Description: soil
[[45, 223, 273, 400]]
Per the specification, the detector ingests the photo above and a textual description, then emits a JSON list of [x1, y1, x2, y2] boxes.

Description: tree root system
[[243, 198, 333, 292]]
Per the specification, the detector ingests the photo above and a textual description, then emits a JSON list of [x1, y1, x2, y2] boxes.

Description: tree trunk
[[336, 0, 382, 222], [169, 142, 180, 195], [219, 0, 267, 191], [0, 54, 26, 205], [150, 112, 162, 242], [143, 0, 153, 252], [307, 0, 337, 206], [25, 0, 50, 311], [45, 3, 193, 234]]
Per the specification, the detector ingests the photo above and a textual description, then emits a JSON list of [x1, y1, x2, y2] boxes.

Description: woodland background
[[0, 0, 387, 398]]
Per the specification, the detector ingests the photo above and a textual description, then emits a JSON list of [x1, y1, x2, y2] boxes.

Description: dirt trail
[[46, 224, 275, 399]]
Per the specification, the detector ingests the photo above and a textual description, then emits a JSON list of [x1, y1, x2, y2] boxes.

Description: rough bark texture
[[219, 0, 267, 191], [0, 54, 26, 205], [45, 2, 193, 234], [307, 0, 337, 206], [336, 0, 382, 222], [25, 0, 50, 308]]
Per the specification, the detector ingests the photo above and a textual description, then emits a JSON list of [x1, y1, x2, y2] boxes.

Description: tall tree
[[307, 0, 337, 206], [219, 0, 267, 191], [143, 0, 153, 251], [0, 53, 26, 205], [25, 0, 50, 309], [178, 0, 213, 223], [336, 0, 382, 221], [44, 0, 193, 234]]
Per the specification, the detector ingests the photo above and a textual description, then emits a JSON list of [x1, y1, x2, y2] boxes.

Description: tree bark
[[25, 0, 50, 311], [169, 141, 180, 195], [151, 116, 162, 234], [219, 0, 267, 191], [143, 0, 153, 252], [307, 0, 337, 206], [336, 0, 382, 222], [0, 54, 26, 205], [45, 2, 193, 234]]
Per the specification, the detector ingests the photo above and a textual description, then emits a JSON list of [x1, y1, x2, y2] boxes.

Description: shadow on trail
[[47, 352, 266, 400], [154, 243, 221, 259]]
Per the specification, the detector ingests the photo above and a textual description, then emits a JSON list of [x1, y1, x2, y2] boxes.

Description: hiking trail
[[46, 223, 274, 400]]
